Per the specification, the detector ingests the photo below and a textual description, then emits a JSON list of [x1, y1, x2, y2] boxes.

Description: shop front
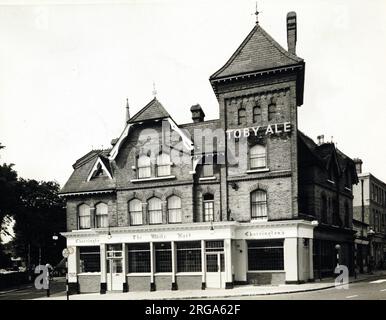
[[62, 220, 315, 294]]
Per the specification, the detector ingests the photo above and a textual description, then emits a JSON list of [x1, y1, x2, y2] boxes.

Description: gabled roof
[[298, 131, 359, 184], [210, 23, 303, 80], [86, 155, 113, 181], [129, 98, 170, 123]]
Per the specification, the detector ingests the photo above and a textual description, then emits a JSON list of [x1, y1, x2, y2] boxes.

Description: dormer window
[[156, 153, 171, 177], [93, 164, 105, 177], [137, 154, 151, 178], [87, 157, 113, 181]]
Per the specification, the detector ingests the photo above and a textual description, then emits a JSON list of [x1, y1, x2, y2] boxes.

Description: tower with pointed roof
[[210, 12, 305, 221]]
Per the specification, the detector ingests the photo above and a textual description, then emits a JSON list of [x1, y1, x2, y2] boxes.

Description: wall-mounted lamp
[[231, 182, 239, 191]]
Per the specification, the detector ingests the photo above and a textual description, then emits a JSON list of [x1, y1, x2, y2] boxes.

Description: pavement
[[32, 271, 386, 300], [0, 277, 66, 300]]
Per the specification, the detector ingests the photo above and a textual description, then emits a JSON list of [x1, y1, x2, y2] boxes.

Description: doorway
[[106, 244, 124, 291], [205, 240, 226, 289]]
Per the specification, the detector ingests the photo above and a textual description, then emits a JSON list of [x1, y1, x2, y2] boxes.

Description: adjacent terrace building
[[353, 159, 386, 271], [59, 12, 358, 294]]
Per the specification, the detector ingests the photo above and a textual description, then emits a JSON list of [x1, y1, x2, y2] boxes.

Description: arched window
[[238, 108, 246, 125], [95, 203, 108, 228], [253, 105, 261, 123], [250, 144, 266, 169], [129, 199, 143, 226], [78, 204, 91, 229], [168, 195, 182, 223], [321, 194, 328, 223], [203, 193, 214, 222], [137, 154, 151, 178], [268, 102, 276, 121], [156, 153, 171, 177], [148, 197, 162, 224], [251, 190, 267, 220]]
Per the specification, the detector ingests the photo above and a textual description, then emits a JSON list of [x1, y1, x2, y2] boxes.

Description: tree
[[12, 179, 66, 267], [0, 143, 18, 268]]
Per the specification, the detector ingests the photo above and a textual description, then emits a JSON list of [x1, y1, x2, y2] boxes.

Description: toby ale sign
[[227, 122, 291, 139]]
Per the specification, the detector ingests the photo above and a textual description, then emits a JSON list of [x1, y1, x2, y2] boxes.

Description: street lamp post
[[368, 228, 375, 274]]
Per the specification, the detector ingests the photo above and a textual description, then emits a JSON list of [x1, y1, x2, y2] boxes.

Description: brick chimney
[[353, 158, 363, 174], [287, 12, 297, 55], [317, 134, 324, 146], [190, 104, 205, 123]]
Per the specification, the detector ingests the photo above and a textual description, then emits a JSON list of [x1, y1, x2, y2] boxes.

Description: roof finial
[[254, 2, 259, 24], [126, 98, 130, 123], [152, 81, 157, 98]]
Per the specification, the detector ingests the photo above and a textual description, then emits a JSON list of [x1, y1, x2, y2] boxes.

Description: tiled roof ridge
[[73, 149, 111, 169], [180, 119, 220, 127]]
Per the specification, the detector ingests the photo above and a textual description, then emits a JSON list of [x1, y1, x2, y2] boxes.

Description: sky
[[0, 0, 386, 187]]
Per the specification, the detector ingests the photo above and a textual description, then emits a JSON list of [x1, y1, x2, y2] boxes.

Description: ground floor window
[[247, 240, 284, 271], [128, 243, 150, 273], [176, 241, 202, 272], [155, 242, 172, 272], [205, 240, 224, 252], [79, 246, 100, 273]]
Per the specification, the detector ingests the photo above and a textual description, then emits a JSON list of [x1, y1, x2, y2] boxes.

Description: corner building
[[60, 12, 357, 294]]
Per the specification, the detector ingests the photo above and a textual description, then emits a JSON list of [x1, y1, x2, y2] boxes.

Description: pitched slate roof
[[129, 98, 170, 123], [60, 149, 115, 195], [298, 131, 358, 183], [210, 24, 303, 80]]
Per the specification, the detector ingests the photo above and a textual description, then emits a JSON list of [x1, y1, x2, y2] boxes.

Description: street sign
[[62, 248, 70, 258]]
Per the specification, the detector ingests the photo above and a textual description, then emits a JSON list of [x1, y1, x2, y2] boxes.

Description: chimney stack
[[353, 158, 363, 174], [190, 104, 205, 123], [287, 11, 297, 55], [317, 134, 324, 146]]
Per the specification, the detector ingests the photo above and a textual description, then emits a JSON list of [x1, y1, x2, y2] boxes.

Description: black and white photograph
[[0, 0, 386, 312]]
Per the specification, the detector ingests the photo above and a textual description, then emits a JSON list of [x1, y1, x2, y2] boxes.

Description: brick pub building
[[60, 12, 358, 294]]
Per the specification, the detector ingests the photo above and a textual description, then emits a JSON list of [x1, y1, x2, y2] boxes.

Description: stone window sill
[[250, 218, 268, 223], [78, 272, 101, 275], [246, 168, 270, 174], [247, 270, 284, 273], [199, 176, 217, 181], [131, 175, 176, 183]]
